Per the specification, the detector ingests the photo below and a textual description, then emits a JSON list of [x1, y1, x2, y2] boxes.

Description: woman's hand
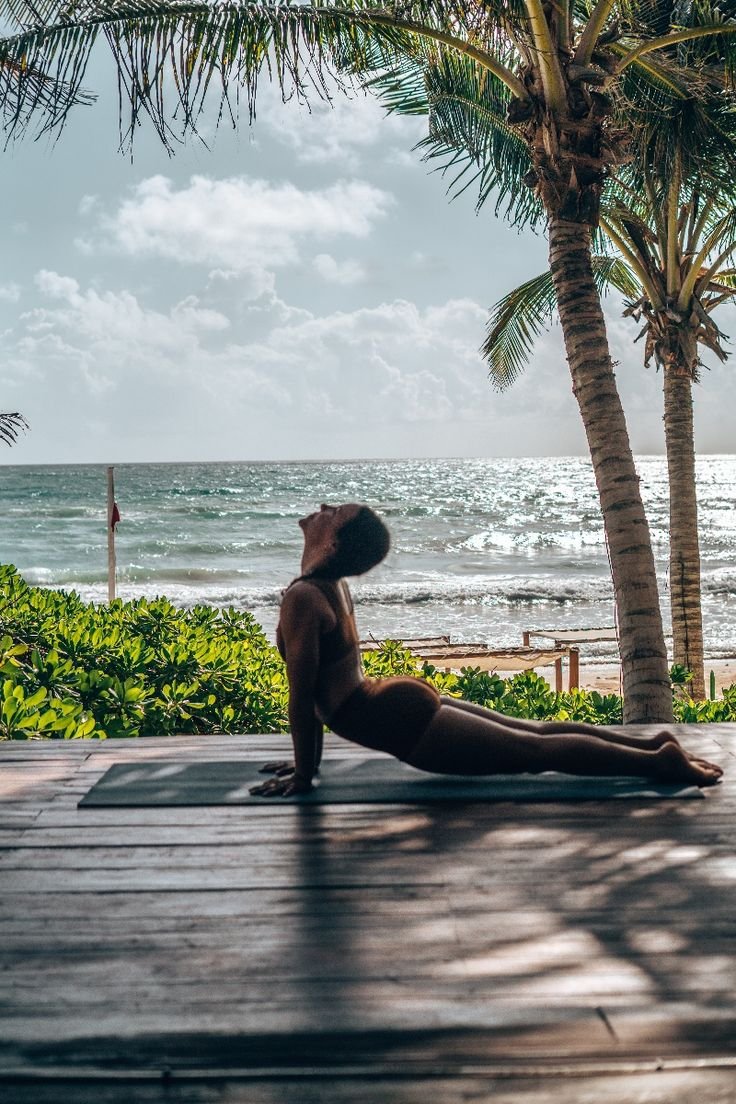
[[249, 770, 313, 798], [258, 760, 294, 776], [259, 756, 321, 778]]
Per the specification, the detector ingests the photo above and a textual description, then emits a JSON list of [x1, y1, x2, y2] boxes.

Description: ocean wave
[[37, 581, 734, 661], [21, 506, 101, 520], [23, 568, 736, 606], [351, 575, 615, 606], [22, 565, 255, 587], [703, 569, 736, 596], [23, 573, 614, 607], [116, 565, 258, 585], [169, 486, 247, 497], [45, 581, 285, 610]]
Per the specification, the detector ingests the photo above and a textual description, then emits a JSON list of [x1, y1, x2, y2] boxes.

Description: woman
[[251, 504, 722, 797]]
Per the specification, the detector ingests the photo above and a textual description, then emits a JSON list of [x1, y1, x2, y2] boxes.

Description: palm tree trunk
[[548, 216, 673, 723], [662, 350, 705, 698]]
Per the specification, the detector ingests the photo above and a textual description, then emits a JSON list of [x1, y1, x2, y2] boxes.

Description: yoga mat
[[78, 758, 704, 807]]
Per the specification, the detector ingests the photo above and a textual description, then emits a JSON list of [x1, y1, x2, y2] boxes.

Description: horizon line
[[2, 451, 736, 468]]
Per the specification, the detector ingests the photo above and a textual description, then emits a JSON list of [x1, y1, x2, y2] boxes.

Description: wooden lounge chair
[[522, 626, 619, 691], [360, 636, 572, 691]]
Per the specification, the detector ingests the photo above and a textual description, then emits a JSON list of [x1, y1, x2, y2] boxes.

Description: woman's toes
[[655, 743, 721, 787]]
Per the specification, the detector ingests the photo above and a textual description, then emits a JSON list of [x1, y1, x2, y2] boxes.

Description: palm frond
[[483, 255, 641, 390], [707, 267, 736, 286], [368, 45, 542, 227], [594, 253, 643, 298], [0, 1, 525, 145], [696, 202, 736, 254], [608, 2, 736, 194], [0, 3, 97, 141], [419, 52, 540, 224], [482, 268, 558, 392], [0, 412, 29, 446]]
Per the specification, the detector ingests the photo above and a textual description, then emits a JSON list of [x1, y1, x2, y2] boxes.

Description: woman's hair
[[321, 505, 390, 578]]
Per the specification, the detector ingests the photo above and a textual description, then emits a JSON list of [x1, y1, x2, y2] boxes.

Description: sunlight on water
[[1, 457, 735, 655]]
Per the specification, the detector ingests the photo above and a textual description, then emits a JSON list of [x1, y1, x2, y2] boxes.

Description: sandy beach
[[574, 657, 736, 695], [432, 651, 736, 695], [492, 656, 736, 695]]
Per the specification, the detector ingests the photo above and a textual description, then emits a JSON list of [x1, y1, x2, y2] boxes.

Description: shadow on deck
[[1, 726, 735, 1102]]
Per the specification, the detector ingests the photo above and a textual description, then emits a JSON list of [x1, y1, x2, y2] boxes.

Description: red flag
[[110, 502, 121, 531]]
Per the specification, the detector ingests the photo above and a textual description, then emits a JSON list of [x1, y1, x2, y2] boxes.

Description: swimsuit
[[329, 676, 441, 762], [277, 576, 440, 762]]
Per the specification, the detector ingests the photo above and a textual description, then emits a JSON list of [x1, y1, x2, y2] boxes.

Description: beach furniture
[[360, 635, 452, 652], [360, 635, 572, 691], [522, 627, 619, 691]]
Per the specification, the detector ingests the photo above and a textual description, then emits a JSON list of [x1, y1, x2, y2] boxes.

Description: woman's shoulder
[[281, 577, 338, 614]]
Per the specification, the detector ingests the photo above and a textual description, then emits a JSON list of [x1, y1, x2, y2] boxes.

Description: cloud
[[31, 270, 229, 345], [0, 282, 21, 302], [258, 90, 425, 168], [20, 271, 236, 401], [172, 296, 230, 332], [312, 253, 366, 285], [36, 271, 82, 300], [78, 194, 98, 216], [86, 174, 393, 292], [235, 296, 492, 429], [11, 269, 511, 458], [17, 268, 673, 460]]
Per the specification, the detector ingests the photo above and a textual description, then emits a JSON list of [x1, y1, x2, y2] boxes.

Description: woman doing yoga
[[250, 504, 722, 797]]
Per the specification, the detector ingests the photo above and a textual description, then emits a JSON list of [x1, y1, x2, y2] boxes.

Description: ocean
[[2, 457, 735, 658]]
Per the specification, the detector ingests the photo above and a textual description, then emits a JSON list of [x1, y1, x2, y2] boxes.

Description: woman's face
[[299, 503, 361, 569], [300, 503, 358, 537]]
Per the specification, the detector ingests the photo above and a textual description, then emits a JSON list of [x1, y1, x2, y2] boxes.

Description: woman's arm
[[250, 583, 328, 797], [313, 717, 324, 774]]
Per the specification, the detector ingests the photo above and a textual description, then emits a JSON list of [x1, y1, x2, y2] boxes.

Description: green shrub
[[1, 564, 733, 738], [0, 564, 289, 739]]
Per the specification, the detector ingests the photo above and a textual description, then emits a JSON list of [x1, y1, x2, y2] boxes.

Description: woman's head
[[299, 503, 390, 578]]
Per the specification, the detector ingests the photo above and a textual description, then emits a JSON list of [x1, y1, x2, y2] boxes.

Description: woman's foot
[[685, 754, 723, 776], [653, 742, 722, 786], [650, 732, 723, 777]]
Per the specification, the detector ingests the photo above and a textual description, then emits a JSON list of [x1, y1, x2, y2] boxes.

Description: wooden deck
[[2, 726, 736, 1102]]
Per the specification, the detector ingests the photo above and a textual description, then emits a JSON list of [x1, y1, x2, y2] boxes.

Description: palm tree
[[485, 198, 736, 702], [482, 79, 736, 701], [0, 412, 28, 446], [4, 3, 736, 719], [604, 197, 736, 700]]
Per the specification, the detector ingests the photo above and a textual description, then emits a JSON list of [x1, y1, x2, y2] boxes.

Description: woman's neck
[[301, 568, 341, 582]]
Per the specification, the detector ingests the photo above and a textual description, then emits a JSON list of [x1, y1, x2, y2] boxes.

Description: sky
[[1, 47, 735, 464]]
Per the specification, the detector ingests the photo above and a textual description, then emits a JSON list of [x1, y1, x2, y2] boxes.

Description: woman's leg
[[405, 704, 721, 785], [440, 696, 722, 772]]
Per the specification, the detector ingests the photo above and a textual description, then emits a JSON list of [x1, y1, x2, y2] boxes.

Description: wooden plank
[[1, 725, 731, 760], [1, 1002, 733, 1061], [8, 834, 727, 868], [3, 955, 733, 998], [3, 1068, 736, 1104], [2, 910, 732, 943], [0, 996, 614, 1041], [2, 849, 734, 890], [9, 820, 736, 848]]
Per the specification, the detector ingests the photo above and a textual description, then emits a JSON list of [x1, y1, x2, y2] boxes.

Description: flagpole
[[107, 466, 116, 602]]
